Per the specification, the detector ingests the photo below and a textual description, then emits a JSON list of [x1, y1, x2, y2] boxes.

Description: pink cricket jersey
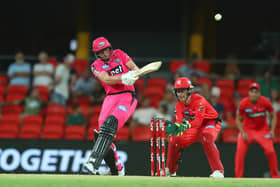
[[90, 49, 135, 95]]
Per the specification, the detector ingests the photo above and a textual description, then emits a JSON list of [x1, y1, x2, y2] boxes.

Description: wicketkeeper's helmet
[[173, 77, 194, 97]]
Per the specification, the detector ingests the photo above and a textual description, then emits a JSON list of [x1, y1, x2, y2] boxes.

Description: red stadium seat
[[92, 105, 102, 116], [22, 115, 43, 125], [5, 94, 26, 102], [34, 85, 50, 102], [144, 86, 165, 108], [134, 78, 145, 93], [221, 128, 239, 143], [147, 95, 162, 108], [45, 115, 65, 128], [144, 86, 165, 98], [42, 124, 64, 139], [237, 79, 255, 89], [68, 104, 90, 120], [114, 127, 130, 141], [87, 125, 98, 140], [0, 105, 24, 115], [19, 115, 43, 139], [0, 114, 20, 126], [76, 96, 91, 106], [236, 88, 249, 98], [64, 125, 86, 140], [147, 78, 167, 90], [5, 85, 28, 102], [0, 123, 19, 139], [0, 85, 5, 102], [19, 123, 42, 139], [193, 61, 211, 74], [7, 85, 28, 95], [46, 104, 66, 117], [73, 59, 88, 75], [170, 60, 186, 73], [197, 77, 212, 88], [0, 74, 8, 86], [219, 97, 233, 111], [89, 114, 99, 127], [79, 105, 91, 119], [48, 58, 57, 69], [219, 87, 234, 99], [215, 79, 235, 89], [132, 126, 151, 141]]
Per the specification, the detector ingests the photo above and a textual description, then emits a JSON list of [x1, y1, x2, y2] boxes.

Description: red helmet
[[174, 77, 193, 89], [92, 37, 112, 53], [173, 77, 194, 99]]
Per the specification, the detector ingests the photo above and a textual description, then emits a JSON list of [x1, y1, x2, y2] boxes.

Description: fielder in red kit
[[166, 77, 224, 178], [235, 82, 279, 178]]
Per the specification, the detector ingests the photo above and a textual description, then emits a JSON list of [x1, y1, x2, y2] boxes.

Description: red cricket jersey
[[237, 96, 273, 130], [175, 94, 219, 128]]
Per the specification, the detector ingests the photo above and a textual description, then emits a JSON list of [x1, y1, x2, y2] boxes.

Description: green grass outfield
[[0, 174, 280, 187]]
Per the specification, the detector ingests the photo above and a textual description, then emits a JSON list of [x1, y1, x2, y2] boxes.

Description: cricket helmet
[[174, 77, 193, 89], [92, 37, 112, 53], [173, 77, 194, 98]]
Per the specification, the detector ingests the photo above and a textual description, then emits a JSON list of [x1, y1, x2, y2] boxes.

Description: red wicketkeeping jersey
[[175, 94, 219, 128], [237, 96, 273, 130]]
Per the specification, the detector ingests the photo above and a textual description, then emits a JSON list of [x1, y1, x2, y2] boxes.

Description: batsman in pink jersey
[[84, 37, 139, 175]]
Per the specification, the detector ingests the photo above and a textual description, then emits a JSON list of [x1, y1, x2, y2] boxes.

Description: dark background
[[1, 0, 280, 59]]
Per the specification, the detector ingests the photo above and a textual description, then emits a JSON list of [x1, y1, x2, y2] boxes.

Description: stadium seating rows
[[1, 68, 280, 142]]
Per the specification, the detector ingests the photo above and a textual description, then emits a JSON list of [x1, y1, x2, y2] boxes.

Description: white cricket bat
[[135, 61, 162, 77]]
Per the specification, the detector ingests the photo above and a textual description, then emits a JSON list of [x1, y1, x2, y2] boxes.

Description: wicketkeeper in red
[[165, 77, 224, 178], [235, 82, 279, 178]]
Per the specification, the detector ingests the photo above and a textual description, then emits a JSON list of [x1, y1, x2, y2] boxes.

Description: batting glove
[[121, 71, 139, 85]]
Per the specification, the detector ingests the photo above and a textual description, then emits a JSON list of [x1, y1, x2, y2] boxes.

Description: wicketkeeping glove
[[165, 119, 191, 136]]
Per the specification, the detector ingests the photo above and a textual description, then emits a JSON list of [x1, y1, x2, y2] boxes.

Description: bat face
[[135, 61, 162, 76]]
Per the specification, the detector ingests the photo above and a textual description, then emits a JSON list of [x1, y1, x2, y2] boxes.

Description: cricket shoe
[[209, 170, 224, 178], [83, 158, 99, 175], [116, 161, 125, 176], [101, 161, 125, 176], [165, 168, 176, 177]]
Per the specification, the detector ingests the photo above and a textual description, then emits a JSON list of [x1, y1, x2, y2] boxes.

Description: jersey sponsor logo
[[264, 134, 271, 139], [248, 112, 265, 118], [109, 65, 124, 76], [117, 105, 127, 112], [98, 41, 106, 48], [102, 64, 110, 70], [183, 110, 195, 120], [245, 108, 253, 112], [114, 58, 120, 64]]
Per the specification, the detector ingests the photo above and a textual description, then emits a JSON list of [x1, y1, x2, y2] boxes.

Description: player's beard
[[97, 49, 112, 62], [100, 55, 110, 62]]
